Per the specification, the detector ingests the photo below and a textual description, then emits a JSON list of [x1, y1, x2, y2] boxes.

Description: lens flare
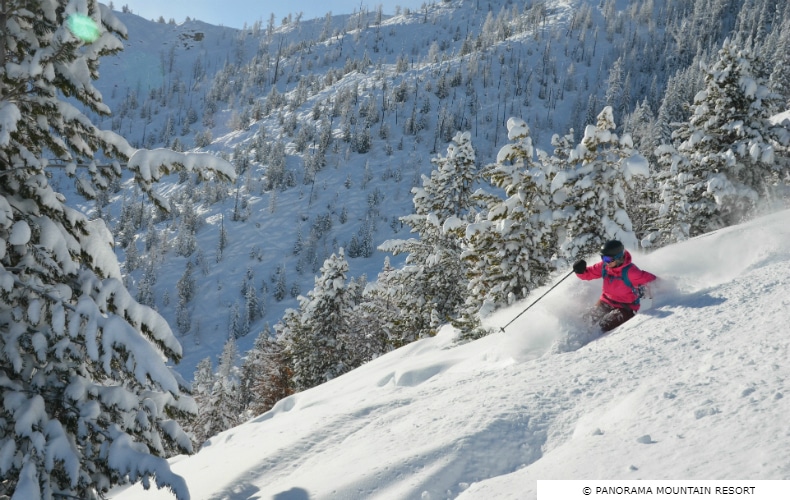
[[67, 13, 101, 43]]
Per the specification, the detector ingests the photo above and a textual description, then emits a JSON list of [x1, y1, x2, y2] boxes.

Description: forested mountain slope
[[84, 0, 790, 383]]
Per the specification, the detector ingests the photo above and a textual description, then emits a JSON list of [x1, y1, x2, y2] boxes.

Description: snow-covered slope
[[110, 209, 790, 499]]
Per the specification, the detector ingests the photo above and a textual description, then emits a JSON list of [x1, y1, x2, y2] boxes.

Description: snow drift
[[111, 209, 790, 499]]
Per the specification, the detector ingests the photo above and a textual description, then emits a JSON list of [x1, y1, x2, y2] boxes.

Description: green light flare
[[67, 13, 100, 43]]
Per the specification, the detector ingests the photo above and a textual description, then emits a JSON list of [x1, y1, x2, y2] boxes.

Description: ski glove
[[573, 259, 587, 274]]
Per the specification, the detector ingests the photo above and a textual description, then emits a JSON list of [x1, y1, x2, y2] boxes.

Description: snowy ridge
[[110, 209, 790, 499]]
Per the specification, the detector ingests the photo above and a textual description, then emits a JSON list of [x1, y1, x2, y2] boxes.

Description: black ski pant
[[584, 300, 635, 333]]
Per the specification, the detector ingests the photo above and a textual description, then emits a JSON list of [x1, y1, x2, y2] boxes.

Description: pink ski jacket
[[576, 250, 657, 311]]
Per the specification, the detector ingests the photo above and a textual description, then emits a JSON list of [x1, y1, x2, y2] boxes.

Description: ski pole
[[499, 270, 574, 333]]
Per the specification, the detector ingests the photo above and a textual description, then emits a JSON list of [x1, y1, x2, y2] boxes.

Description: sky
[[109, 208, 790, 499], [116, 0, 432, 28]]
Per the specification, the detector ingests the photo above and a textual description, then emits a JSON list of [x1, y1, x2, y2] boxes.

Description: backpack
[[602, 263, 641, 305]]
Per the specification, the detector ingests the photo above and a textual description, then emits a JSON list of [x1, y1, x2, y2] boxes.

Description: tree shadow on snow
[[199, 482, 272, 500], [273, 487, 310, 500]]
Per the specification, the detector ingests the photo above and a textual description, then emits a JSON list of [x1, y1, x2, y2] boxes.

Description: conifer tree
[[643, 143, 709, 246], [668, 38, 789, 231], [621, 100, 660, 239], [557, 106, 646, 260], [213, 337, 242, 428], [768, 19, 790, 104], [279, 250, 356, 391], [216, 213, 228, 262], [273, 264, 287, 301], [188, 357, 215, 446], [177, 261, 197, 305], [623, 99, 660, 168], [244, 278, 261, 330], [539, 129, 577, 180], [123, 238, 140, 272], [379, 132, 478, 343], [604, 56, 625, 116], [176, 261, 196, 334], [355, 258, 399, 349], [189, 339, 242, 448], [462, 118, 555, 322], [0, 3, 233, 498], [240, 326, 293, 416], [341, 278, 387, 367]]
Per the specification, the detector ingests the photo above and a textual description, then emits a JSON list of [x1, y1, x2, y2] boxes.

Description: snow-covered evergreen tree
[[0, 3, 233, 498], [244, 278, 261, 332], [623, 99, 661, 169], [187, 357, 214, 446], [188, 338, 242, 448], [228, 301, 243, 339], [272, 264, 287, 302], [462, 118, 555, 321], [668, 38, 789, 232], [556, 106, 647, 260], [135, 260, 157, 306], [642, 143, 706, 247], [621, 100, 660, 239], [212, 336, 242, 428], [355, 257, 400, 349], [215, 213, 228, 262], [279, 249, 356, 391], [176, 261, 195, 334], [379, 132, 478, 343], [768, 18, 790, 104], [422, 131, 478, 218], [174, 217, 197, 257], [177, 261, 196, 304]]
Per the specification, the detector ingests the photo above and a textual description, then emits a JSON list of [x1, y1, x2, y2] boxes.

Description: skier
[[572, 240, 657, 333]]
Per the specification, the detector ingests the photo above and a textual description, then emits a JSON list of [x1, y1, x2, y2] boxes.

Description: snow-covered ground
[[109, 208, 790, 499]]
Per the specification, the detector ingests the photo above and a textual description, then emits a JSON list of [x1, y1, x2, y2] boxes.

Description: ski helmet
[[600, 239, 625, 258]]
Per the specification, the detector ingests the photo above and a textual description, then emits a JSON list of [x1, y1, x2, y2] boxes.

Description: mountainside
[[4, 2, 790, 499], [77, 0, 790, 381], [109, 209, 790, 499]]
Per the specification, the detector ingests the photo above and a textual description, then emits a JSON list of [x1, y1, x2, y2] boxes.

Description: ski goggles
[[601, 252, 624, 263]]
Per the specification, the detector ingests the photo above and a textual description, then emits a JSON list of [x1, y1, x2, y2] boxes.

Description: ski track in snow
[[111, 210, 790, 500]]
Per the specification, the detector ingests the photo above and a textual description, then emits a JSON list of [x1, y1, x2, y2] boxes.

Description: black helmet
[[600, 239, 625, 258]]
